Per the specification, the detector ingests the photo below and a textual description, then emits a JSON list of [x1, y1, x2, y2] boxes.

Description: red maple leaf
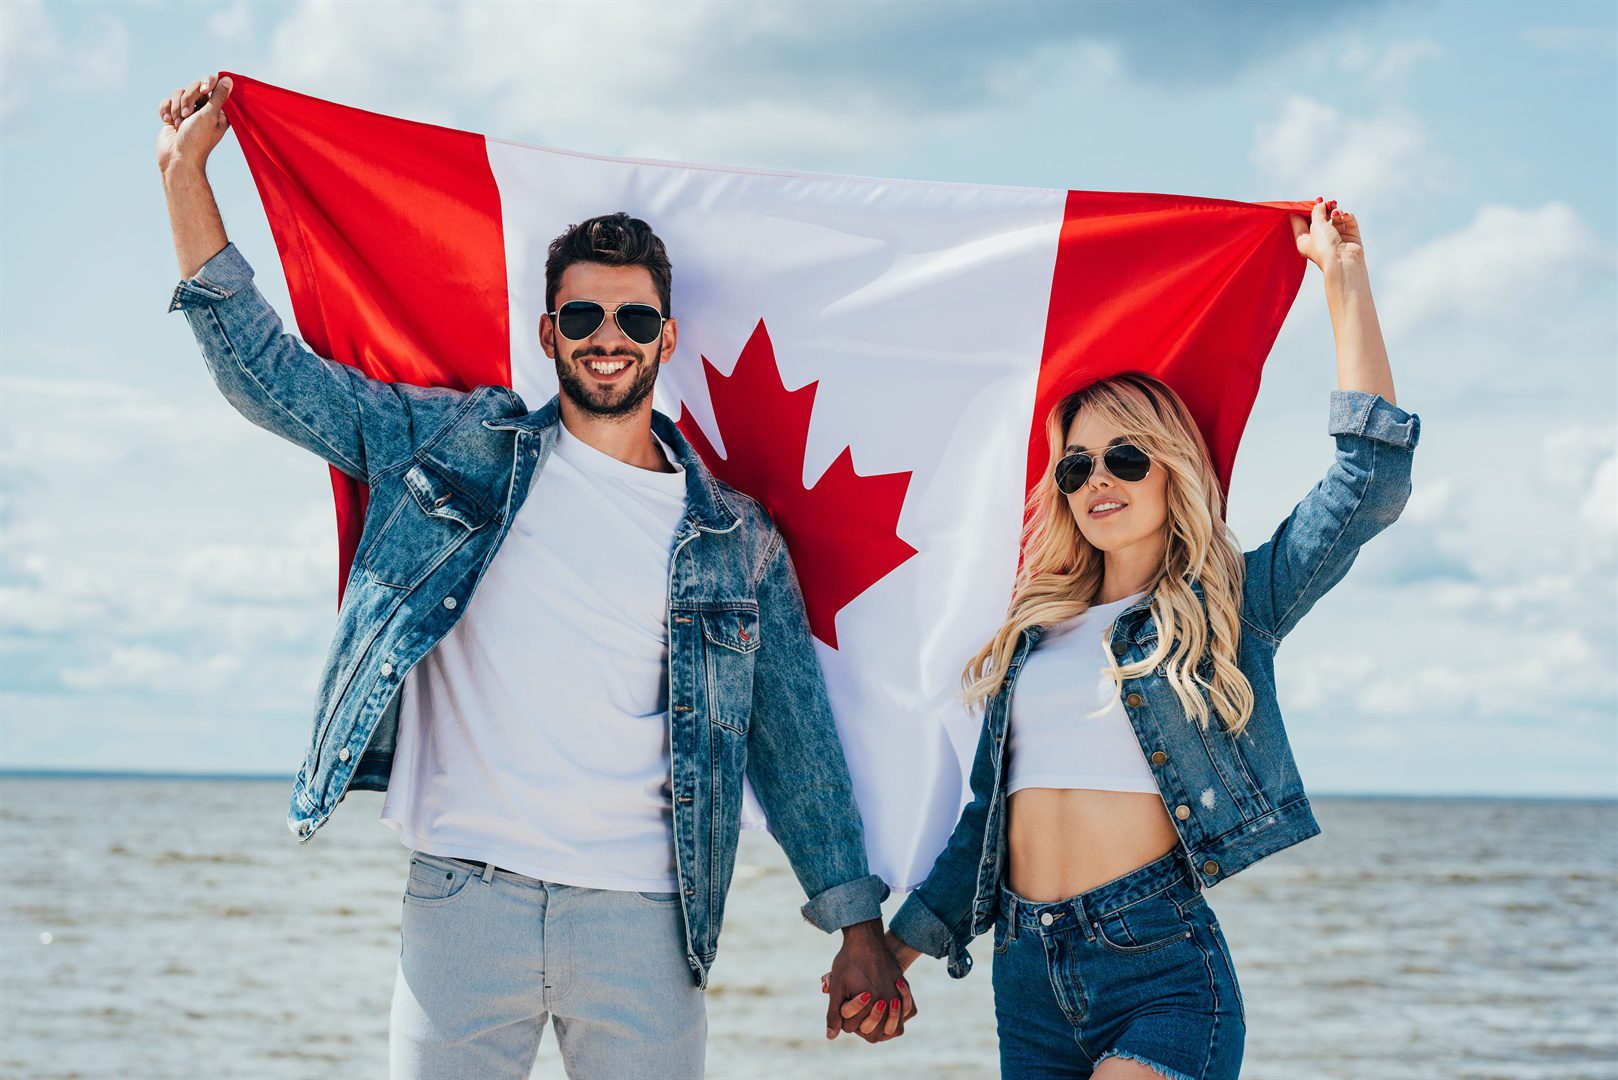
[[676, 320, 918, 649]]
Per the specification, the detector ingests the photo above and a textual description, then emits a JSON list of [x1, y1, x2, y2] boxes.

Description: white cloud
[[1, 374, 339, 702], [1281, 419, 1616, 740], [1522, 25, 1618, 57], [208, 1, 253, 43], [0, 1, 129, 129], [1251, 95, 1435, 211], [1340, 38, 1445, 85], [60, 643, 241, 694], [249, 1, 1124, 168], [1378, 202, 1615, 341]]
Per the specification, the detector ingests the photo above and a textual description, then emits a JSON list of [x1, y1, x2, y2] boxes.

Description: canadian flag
[[221, 73, 1311, 888]]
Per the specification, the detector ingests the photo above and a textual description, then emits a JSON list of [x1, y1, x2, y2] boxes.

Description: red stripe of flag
[[220, 72, 510, 597], [1034, 190, 1313, 510]]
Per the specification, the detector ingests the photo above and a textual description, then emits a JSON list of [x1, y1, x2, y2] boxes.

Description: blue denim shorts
[[991, 849, 1245, 1080]]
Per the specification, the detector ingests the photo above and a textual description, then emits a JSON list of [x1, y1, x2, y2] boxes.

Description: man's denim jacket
[[890, 388, 1421, 979], [169, 244, 887, 987]]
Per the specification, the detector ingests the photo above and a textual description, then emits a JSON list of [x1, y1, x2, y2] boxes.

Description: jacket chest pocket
[[364, 462, 495, 589], [702, 606, 761, 734]]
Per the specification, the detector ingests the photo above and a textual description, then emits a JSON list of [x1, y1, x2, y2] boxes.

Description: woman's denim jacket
[[890, 388, 1421, 978], [168, 245, 887, 987]]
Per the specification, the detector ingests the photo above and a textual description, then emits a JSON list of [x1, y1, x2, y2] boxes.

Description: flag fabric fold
[[220, 72, 1311, 888]]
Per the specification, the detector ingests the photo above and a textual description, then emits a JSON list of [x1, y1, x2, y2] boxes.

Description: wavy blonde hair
[[962, 371, 1255, 735]]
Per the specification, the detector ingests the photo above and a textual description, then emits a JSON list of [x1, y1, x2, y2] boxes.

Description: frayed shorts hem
[[1093, 1049, 1199, 1080]]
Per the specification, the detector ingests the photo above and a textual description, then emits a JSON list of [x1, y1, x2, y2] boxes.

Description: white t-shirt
[[381, 424, 689, 892], [1006, 590, 1159, 796]]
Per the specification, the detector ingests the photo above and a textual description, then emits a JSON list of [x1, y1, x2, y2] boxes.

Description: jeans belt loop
[[480, 861, 497, 884], [1176, 845, 1203, 892]]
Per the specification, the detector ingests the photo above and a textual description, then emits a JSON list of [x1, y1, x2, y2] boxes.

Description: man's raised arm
[[158, 74, 423, 481]]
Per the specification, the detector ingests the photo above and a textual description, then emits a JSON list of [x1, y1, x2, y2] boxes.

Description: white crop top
[[1006, 590, 1159, 796]]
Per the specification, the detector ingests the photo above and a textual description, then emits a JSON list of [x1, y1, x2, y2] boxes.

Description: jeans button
[[1175, 805, 1191, 820], [1039, 912, 1054, 926]]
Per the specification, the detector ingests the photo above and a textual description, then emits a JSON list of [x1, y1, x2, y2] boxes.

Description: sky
[[1, 0, 1615, 797]]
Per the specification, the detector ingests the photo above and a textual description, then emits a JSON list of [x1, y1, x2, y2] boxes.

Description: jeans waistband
[[1000, 847, 1199, 931]]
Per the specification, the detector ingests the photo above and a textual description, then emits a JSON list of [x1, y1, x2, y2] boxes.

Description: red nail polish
[[896, 977, 908, 990], [890, 998, 901, 1010], [874, 999, 887, 1011], [860, 991, 871, 1003]]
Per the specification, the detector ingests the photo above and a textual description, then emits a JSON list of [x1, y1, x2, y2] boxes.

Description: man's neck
[[556, 398, 676, 473]]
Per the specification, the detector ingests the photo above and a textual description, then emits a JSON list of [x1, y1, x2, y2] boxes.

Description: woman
[[865, 198, 1421, 1078]]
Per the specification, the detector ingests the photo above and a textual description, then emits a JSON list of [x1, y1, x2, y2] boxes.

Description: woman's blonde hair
[[962, 371, 1255, 735]]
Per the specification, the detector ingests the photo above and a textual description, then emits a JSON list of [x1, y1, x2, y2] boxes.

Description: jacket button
[[443, 596, 457, 609], [337, 747, 351, 763], [1126, 693, 1143, 708], [1150, 751, 1167, 765], [1174, 805, 1191, 820], [1202, 860, 1220, 876], [380, 662, 394, 677], [297, 821, 313, 837], [1111, 641, 1127, 656]]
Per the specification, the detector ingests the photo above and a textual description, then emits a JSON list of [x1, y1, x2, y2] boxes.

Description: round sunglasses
[[547, 300, 667, 345], [1054, 442, 1152, 493]]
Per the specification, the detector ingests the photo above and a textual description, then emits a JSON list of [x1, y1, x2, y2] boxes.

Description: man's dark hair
[[545, 212, 672, 316]]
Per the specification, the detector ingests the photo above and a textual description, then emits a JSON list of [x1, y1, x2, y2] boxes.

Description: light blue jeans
[[389, 852, 707, 1079]]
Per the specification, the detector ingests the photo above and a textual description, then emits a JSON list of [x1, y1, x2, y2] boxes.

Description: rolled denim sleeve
[[167, 242, 256, 311], [1243, 389, 1421, 643], [746, 530, 889, 932], [890, 887, 960, 959], [167, 243, 416, 480], [888, 701, 1002, 978]]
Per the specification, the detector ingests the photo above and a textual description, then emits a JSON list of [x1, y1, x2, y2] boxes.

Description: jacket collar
[[484, 394, 742, 534]]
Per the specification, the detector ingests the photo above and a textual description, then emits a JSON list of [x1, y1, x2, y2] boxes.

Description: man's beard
[[555, 341, 661, 419]]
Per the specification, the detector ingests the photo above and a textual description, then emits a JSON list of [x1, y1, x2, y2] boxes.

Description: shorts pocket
[[634, 890, 681, 906], [403, 853, 478, 907], [1091, 892, 1194, 956]]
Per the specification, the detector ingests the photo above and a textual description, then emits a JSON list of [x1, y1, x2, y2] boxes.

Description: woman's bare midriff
[[1006, 788, 1182, 902]]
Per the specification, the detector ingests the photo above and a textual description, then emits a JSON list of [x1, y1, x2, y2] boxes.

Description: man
[[157, 73, 913, 1078]]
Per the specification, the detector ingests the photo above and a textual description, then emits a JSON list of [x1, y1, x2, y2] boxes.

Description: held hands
[[156, 74, 233, 175], [1291, 196, 1364, 272], [819, 925, 920, 1044]]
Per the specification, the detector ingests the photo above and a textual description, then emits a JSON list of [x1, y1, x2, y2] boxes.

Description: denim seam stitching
[[1275, 436, 1377, 636], [1198, 920, 1222, 1080], [408, 386, 491, 473], [1238, 610, 1281, 646], [1197, 793, 1313, 850], [1092, 877, 1181, 916], [753, 527, 783, 590], [202, 306, 366, 478]]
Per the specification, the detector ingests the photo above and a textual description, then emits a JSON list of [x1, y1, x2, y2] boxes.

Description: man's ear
[[660, 316, 677, 365], [539, 313, 556, 360]]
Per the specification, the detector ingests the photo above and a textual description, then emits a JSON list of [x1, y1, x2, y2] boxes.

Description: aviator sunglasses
[[1055, 442, 1153, 493], [547, 300, 668, 345]]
